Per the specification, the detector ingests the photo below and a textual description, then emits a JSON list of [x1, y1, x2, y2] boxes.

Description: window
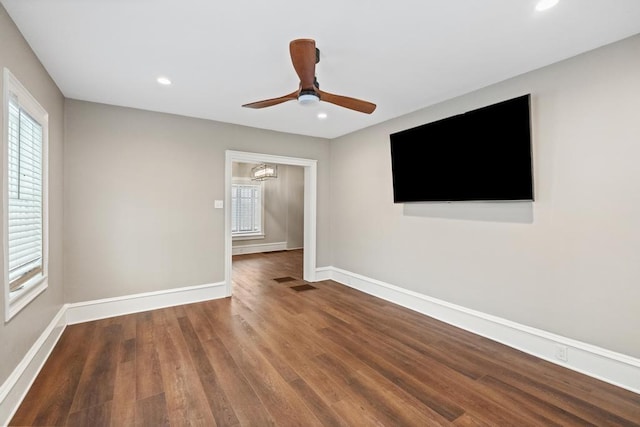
[[3, 68, 48, 321], [231, 183, 263, 238]]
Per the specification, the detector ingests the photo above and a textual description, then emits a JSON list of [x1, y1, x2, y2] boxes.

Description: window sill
[[232, 233, 265, 241], [6, 275, 48, 322]]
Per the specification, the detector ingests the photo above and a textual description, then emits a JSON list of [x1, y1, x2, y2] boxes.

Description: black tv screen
[[390, 94, 533, 203]]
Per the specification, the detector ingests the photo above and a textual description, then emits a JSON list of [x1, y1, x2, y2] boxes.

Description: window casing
[[3, 68, 49, 321], [231, 183, 263, 238]]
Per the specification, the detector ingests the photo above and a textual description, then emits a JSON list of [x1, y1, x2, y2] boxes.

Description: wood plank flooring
[[10, 249, 640, 426]]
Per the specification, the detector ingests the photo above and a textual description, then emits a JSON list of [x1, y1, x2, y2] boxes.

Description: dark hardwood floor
[[10, 249, 640, 426]]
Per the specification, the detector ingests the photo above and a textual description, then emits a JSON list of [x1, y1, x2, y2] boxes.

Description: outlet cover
[[555, 344, 569, 362]]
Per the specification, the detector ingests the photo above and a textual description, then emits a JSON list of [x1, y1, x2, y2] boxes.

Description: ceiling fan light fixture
[[298, 92, 320, 106], [242, 39, 375, 114]]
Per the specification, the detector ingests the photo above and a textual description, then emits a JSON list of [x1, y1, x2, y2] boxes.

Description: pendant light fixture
[[251, 163, 278, 181]]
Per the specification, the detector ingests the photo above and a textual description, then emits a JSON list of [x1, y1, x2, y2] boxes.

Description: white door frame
[[224, 150, 317, 296]]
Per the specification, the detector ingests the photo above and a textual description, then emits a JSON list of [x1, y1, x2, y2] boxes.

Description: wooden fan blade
[[289, 39, 316, 89], [317, 89, 376, 114], [242, 90, 299, 109]]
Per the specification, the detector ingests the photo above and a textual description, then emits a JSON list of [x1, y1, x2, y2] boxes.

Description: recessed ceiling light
[[156, 76, 172, 86], [317, 112, 328, 120], [535, 0, 559, 11]]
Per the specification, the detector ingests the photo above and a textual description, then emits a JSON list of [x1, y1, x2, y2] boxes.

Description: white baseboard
[[232, 241, 287, 255], [313, 266, 333, 281], [0, 281, 227, 425], [0, 305, 67, 425], [319, 266, 640, 395], [66, 282, 227, 324]]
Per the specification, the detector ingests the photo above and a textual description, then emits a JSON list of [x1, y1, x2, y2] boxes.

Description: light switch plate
[[214, 200, 223, 209]]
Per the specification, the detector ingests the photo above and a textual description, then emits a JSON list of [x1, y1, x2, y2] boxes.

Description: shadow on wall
[[403, 201, 533, 223]]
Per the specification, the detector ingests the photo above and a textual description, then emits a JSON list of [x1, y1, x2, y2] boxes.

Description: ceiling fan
[[242, 39, 376, 114]]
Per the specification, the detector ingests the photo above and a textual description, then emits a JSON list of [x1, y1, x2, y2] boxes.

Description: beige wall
[[330, 34, 640, 358], [285, 165, 304, 249], [64, 100, 329, 303], [232, 163, 304, 250], [0, 5, 65, 384]]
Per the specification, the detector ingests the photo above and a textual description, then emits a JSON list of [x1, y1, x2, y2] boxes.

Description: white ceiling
[[3, 0, 640, 139]]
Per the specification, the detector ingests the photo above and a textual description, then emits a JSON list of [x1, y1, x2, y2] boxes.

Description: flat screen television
[[390, 94, 533, 203]]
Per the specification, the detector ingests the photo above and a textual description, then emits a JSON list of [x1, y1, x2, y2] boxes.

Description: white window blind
[[7, 96, 43, 291], [231, 184, 262, 235]]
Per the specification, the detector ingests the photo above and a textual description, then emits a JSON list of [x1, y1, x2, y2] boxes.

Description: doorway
[[224, 151, 317, 296]]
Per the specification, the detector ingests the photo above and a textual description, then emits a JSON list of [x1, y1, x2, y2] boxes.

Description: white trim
[[3, 68, 50, 322], [0, 304, 66, 425], [302, 161, 317, 283], [66, 282, 226, 324], [5, 278, 48, 320], [232, 241, 287, 255], [317, 266, 640, 395], [232, 234, 265, 241], [225, 151, 317, 297], [313, 266, 333, 281]]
